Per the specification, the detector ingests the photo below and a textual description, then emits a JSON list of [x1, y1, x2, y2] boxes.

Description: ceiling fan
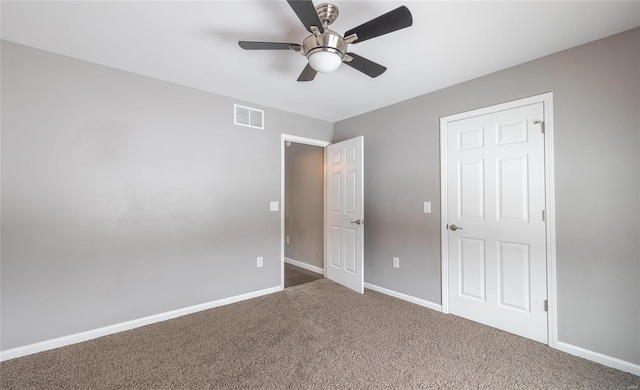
[[238, 1, 413, 82]]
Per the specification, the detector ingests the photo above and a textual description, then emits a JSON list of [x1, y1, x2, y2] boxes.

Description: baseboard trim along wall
[[364, 283, 443, 312], [4, 284, 638, 376], [555, 341, 640, 376], [363, 283, 639, 375], [284, 257, 323, 275], [0, 285, 282, 362]]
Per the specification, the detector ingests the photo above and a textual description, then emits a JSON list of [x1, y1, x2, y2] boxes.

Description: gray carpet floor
[[1, 279, 638, 389]]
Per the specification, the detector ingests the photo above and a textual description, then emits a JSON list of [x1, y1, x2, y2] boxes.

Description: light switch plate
[[424, 201, 431, 213], [270, 201, 279, 211]]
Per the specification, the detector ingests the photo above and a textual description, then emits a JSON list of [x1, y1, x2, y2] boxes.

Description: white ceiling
[[2, 1, 639, 122]]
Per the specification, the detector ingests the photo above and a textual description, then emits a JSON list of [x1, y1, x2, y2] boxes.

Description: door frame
[[280, 134, 331, 290], [439, 92, 557, 347]]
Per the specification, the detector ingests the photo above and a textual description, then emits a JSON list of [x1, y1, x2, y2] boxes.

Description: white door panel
[[326, 137, 364, 293], [446, 102, 548, 343], [459, 160, 485, 219], [498, 241, 531, 312], [459, 237, 486, 301]]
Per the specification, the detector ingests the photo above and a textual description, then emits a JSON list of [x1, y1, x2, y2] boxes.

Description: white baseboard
[[284, 257, 324, 275], [0, 285, 282, 362], [555, 341, 640, 376], [363, 283, 639, 376], [5, 284, 637, 377], [364, 282, 442, 312]]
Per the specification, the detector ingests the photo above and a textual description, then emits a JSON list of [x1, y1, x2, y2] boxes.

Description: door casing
[[439, 92, 557, 347]]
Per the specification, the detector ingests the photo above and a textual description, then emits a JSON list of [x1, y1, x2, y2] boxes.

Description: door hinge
[[544, 300, 548, 312], [542, 210, 546, 222], [534, 120, 545, 134]]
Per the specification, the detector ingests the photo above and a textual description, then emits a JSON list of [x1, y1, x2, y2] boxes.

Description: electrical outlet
[[393, 257, 400, 269], [257, 256, 263, 267], [270, 201, 279, 211], [286, 236, 290, 244], [424, 201, 432, 213]]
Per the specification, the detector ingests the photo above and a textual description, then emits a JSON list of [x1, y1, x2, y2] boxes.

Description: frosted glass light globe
[[308, 50, 342, 73]]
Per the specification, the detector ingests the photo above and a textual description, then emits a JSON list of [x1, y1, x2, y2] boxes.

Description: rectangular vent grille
[[234, 104, 264, 129]]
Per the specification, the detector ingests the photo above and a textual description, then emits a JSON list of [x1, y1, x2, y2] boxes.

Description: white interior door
[[445, 102, 548, 343], [326, 136, 364, 293]]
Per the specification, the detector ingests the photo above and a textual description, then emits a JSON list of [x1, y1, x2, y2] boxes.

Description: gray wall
[[0, 41, 332, 350], [284, 143, 324, 269], [2, 27, 639, 367], [334, 28, 640, 365]]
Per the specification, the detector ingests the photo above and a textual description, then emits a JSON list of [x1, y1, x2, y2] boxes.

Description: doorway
[[440, 93, 557, 345], [280, 135, 330, 289], [280, 134, 366, 293]]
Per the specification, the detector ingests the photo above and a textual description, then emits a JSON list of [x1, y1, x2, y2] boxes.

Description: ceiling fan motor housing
[[302, 29, 348, 62]]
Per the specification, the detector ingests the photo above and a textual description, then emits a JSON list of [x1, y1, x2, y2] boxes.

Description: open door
[[325, 136, 364, 293]]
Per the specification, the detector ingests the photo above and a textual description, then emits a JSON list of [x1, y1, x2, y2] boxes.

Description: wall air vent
[[234, 104, 264, 129]]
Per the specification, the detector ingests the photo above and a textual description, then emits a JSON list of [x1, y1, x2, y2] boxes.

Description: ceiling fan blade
[[344, 53, 387, 78], [297, 63, 317, 82], [238, 41, 301, 51], [344, 6, 412, 44], [287, 0, 324, 34]]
